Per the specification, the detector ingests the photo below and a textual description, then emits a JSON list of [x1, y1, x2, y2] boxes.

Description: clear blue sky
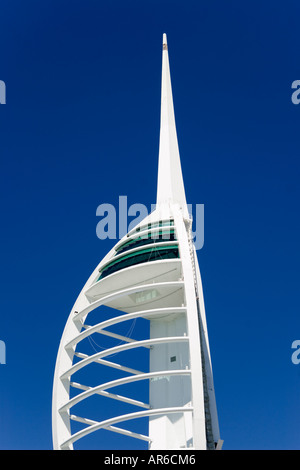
[[0, 0, 300, 450]]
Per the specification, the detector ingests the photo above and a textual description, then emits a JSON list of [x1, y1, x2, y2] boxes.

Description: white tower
[[52, 34, 221, 450]]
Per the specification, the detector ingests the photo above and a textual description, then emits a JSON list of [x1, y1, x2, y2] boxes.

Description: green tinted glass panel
[[116, 229, 176, 255], [98, 245, 179, 281], [134, 219, 174, 234]]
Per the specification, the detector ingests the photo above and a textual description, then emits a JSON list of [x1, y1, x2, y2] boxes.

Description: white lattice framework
[[52, 34, 221, 450]]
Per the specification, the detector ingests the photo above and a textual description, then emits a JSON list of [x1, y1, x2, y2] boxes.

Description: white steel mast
[[52, 34, 221, 450]]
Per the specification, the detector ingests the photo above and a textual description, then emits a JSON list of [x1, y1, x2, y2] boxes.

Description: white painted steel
[[156, 33, 188, 218], [52, 33, 220, 450], [60, 336, 189, 380], [60, 370, 192, 414], [70, 414, 152, 443], [62, 407, 194, 450]]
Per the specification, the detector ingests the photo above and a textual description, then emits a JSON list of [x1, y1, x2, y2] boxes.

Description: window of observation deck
[[131, 219, 174, 235], [98, 245, 179, 281], [116, 228, 176, 256]]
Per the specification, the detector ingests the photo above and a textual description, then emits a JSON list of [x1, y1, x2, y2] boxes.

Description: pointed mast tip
[[163, 33, 168, 49]]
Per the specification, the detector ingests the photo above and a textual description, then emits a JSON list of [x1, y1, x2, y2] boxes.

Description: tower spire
[[156, 33, 188, 218]]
